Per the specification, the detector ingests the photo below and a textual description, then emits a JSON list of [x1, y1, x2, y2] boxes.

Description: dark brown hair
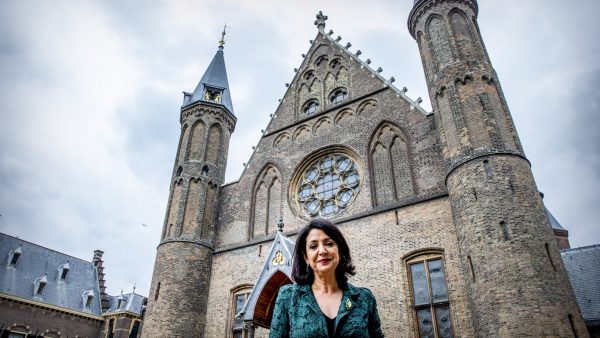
[[292, 219, 356, 286]]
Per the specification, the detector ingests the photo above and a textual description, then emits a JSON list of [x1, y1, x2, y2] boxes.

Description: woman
[[269, 219, 384, 338]]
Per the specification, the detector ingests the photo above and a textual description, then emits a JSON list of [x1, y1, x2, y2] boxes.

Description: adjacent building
[[0, 233, 146, 338]]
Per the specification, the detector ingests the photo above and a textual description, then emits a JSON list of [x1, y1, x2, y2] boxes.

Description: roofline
[[0, 232, 96, 264], [561, 244, 600, 254], [0, 292, 104, 321]]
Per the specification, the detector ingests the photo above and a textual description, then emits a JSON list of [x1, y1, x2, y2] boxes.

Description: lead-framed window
[[407, 253, 454, 338], [230, 285, 253, 338]]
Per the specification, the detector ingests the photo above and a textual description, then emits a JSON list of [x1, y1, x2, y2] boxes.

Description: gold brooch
[[345, 299, 352, 310]]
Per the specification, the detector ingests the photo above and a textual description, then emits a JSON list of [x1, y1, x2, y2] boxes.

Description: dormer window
[[59, 262, 70, 280], [8, 246, 22, 266], [330, 88, 348, 105], [34, 275, 48, 297], [83, 290, 94, 308], [303, 100, 320, 116], [116, 293, 127, 310], [204, 87, 222, 103]]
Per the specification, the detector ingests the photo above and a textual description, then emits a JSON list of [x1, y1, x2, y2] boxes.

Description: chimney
[[93, 250, 109, 312]]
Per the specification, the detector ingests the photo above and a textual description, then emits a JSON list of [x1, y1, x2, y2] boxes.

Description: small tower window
[[83, 289, 94, 308], [204, 87, 222, 103], [329, 88, 348, 104], [176, 166, 183, 177], [303, 100, 320, 116], [59, 262, 70, 280], [201, 165, 209, 177], [8, 246, 22, 266], [34, 275, 48, 296]]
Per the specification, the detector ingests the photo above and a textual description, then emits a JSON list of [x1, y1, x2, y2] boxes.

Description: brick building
[[0, 233, 146, 338], [143, 0, 592, 337]]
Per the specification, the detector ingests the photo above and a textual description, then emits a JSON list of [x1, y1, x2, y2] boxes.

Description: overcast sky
[[1, 1, 598, 297]]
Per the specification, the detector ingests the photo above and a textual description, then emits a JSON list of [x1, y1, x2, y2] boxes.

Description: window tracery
[[294, 153, 361, 218]]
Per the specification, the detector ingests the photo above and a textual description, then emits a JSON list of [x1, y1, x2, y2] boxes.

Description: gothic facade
[[142, 1, 589, 337]]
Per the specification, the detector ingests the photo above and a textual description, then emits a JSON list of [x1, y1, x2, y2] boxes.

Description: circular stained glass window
[[296, 154, 361, 218]]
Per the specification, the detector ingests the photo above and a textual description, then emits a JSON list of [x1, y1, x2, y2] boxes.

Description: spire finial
[[218, 24, 227, 49], [277, 219, 284, 232], [314, 11, 328, 33]]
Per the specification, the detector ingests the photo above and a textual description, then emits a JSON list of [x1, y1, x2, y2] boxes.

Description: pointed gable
[[239, 229, 294, 327], [262, 27, 428, 136]]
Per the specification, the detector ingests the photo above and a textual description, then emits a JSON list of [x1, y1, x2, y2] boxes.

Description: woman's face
[[304, 228, 340, 277]]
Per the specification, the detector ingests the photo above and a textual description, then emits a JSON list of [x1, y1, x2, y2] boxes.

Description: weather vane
[[219, 24, 227, 48]]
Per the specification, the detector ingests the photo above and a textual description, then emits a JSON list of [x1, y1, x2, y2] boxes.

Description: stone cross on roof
[[315, 11, 328, 33]]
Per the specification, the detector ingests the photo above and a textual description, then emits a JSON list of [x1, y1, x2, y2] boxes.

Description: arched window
[[406, 252, 454, 338], [229, 285, 253, 338], [329, 58, 341, 70], [251, 165, 282, 238], [369, 122, 415, 207], [315, 55, 329, 67], [303, 100, 319, 116], [329, 88, 348, 104], [303, 70, 315, 81], [293, 152, 362, 218]]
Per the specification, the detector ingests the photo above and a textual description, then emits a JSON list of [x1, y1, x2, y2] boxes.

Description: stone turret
[[408, 1, 588, 336], [142, 30, 236, 337]]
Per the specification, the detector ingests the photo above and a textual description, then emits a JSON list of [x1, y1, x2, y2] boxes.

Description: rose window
[[296, 154, 361, 218]]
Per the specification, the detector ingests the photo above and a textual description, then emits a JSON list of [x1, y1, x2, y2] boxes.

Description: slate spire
[[183, 26, 234, 114]]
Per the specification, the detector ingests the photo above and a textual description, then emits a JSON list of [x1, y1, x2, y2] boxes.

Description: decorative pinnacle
[[277, 219, 285, 232], [218, 24, 227, 48], [315, 11, 328, 33]]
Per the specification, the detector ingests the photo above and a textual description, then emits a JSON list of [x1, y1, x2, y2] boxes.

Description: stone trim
[[445, 150, 529, 185], [0, 292, 104, 321]]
